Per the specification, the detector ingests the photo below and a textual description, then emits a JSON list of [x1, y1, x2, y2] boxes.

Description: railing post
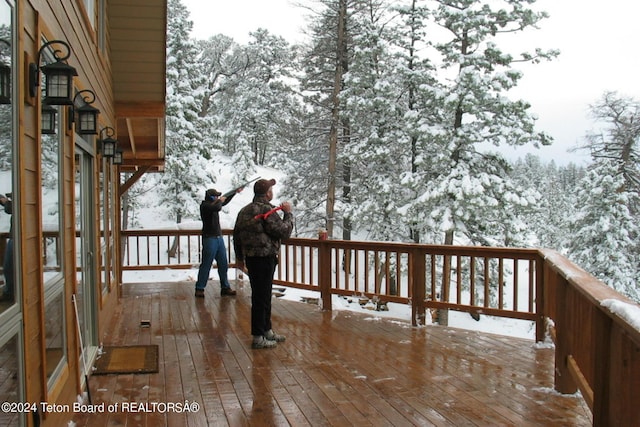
[[553, 270, 577, 394], [318, 240, 332, 311], [411, 248, 426, 326], [535, 254, 545, 342], [438, 254, 451, 326], [592, 313, 612, 426]]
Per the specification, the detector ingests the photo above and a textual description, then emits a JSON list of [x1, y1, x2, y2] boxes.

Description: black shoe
[[221, 288, 237, 296], [195, 289, 205, 298]]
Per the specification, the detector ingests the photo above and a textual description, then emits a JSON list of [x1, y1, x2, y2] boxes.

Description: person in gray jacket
[[233, 179, 294, 349]]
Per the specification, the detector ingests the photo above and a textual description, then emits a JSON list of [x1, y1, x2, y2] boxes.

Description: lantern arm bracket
[[74, 89, 96, 105], [99, 126, 115, 140], [28, 39, 77, 100]]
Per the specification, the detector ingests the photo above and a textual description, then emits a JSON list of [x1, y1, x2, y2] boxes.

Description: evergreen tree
[[341, 0, 413, 242], [195, 34, 252, 156], [510, 155, 585, 250], [567, 159, 639, 301], [159, 0, 212, 223], [565, 92, 640, 301], [226, 29, 301, 166], [284, 0, 357, 237], [415, 0, 558, 246], [0, 26, 11, 170], [391, 0, 440, 243], [580, 91, 640, 215]]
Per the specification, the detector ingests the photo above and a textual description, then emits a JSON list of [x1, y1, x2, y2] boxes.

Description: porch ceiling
[[109, 0, 167, 173]]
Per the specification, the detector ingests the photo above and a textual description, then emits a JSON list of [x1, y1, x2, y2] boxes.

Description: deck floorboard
[[72, 280, 592, 426]]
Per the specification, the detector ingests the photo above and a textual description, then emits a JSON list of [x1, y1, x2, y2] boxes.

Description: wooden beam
[[126, 118, 137, 155], [157, 119, 165, 157], [119, 165, 151, 197], [120, 159, 164, 167], [115, 101, 164, 118]]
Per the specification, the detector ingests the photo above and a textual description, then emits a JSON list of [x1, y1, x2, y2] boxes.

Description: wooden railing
[[275, 239, 543, 334], [121, 228, 217, 270], [120, 228, 639, 426], [540, 249, 640, 426]]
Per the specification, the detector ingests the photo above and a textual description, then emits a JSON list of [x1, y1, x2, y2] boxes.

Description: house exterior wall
[[0, 1, 139, 425]]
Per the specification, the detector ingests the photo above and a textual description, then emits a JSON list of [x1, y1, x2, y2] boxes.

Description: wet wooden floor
[[72, 280, 592, 426]]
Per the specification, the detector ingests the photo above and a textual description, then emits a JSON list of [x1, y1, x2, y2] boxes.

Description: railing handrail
[[117, 228, 639, 426], [541, 247, 640, 351]]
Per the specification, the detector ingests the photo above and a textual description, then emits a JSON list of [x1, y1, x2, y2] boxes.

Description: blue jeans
[[195, 236, 231, 290]]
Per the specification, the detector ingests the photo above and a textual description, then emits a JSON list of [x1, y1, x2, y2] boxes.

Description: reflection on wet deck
[[73, 281, 592, 426]]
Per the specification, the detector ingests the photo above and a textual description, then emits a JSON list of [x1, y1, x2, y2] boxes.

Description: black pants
[[245, 256, 277, 337]]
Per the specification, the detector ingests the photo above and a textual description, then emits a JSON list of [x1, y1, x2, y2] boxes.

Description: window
[[0, 0, 14, 313], [98, 0, 106, 53], [40, 43, 66, 387], [83, 0, 96, 30], [0, 333, 23, 426], [0, 4, 23, 424], [99, 164, 111, 294], [41, 110, 62, 284]]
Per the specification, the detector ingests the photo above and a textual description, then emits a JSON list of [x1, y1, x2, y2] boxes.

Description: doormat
[[93, 345, 159, 375]]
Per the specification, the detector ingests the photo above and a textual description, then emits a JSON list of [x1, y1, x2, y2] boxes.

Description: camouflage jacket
[[233, 196, 294, 260]]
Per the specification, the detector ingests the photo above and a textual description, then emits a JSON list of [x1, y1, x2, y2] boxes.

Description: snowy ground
[[123, 268, 538, 340], [125, 153, 539, 341]]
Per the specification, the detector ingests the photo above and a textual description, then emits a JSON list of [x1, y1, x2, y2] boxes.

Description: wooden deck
[[72, 280, 592, 427]]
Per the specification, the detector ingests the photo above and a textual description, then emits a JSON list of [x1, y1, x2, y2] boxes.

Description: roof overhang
[[109, 0, 167, 173]]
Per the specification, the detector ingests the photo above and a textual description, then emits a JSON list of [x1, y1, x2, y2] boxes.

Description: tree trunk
[[168, 202, 182, 259], [438, 29, 469, 325], [168, 213, 182, 258], [326, 0, 348, 238], [342, 119, 352, 273]]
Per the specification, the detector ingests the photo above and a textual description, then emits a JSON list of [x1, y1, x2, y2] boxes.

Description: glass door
[[74, 146, 97, 377]]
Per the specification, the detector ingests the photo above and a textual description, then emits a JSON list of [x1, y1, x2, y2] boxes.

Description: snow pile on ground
[[123, 268, 536, 340]]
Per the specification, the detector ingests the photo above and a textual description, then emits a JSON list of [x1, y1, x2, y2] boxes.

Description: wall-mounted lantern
[[28, 39, 78, 105], [0, 39, 11, 104], [112, 148, 124, 165], [70, 89, 100, 135], [41, 104, 58, 134], [99, 127, 117, 158]]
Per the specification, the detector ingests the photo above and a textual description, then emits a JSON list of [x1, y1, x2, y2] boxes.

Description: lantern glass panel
[[46, 74, 70, 98], [78, 111, 97, 134], [0, 64, 10, 104], [113, 149, 123, 165], [41, 107, 57, 134], [102, 138, 116, 157]]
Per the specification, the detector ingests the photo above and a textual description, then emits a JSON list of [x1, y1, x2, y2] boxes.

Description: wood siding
[[109, 0, 166, 104], [14, 1, 165, 425]]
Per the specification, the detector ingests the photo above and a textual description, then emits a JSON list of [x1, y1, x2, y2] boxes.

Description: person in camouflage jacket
[[233, 178, 294, 349]]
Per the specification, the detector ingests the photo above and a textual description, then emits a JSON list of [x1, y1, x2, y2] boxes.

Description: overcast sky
[[181, 0, 640, 165]]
